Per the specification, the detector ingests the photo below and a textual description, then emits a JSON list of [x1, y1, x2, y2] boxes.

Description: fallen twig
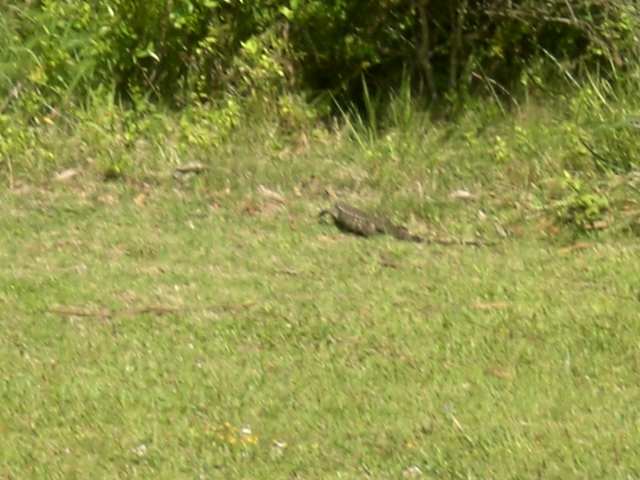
[[44, 301, 255, 320]]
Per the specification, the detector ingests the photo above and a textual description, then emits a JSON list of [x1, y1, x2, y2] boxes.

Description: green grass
[[1, 173, 640, 478], [4, 6, 640, 475], [2, 88, 640, 477]]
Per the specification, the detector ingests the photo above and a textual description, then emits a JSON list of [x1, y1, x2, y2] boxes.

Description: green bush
[[1, 0, 639, 116]]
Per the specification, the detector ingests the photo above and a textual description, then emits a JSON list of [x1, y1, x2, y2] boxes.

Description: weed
[[553, 171, 611, 231]]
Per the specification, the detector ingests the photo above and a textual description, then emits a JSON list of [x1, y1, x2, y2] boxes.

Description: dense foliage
[[0, 0, 638, 115]]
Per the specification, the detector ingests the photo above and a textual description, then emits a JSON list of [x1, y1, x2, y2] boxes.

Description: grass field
[[3, 2, 640, 475], [1, 160, 640, 479]]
